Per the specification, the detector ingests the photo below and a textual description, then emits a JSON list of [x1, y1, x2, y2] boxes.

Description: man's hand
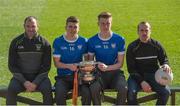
[[24, 81, 32, 92], [141, 81, 152, 93], [98, 62, 108, 72], [24, 81, 37, 92], [30, 83, 37, 92], [80, 65, 95, 72], [68, 64, 78, 72], [162, 64, 172, 73]]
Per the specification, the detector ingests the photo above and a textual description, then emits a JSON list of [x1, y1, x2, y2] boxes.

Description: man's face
[[138, 24, 151, 43], [66, 22, 79, 36], [98, 17, 112, 33], [24, 19, 38, 38]]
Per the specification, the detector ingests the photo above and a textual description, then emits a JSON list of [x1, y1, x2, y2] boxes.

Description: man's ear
[[97, 22, 100, 26]]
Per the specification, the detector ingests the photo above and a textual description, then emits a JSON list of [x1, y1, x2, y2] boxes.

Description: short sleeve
[[118, 37, 125, 55], [53, 39, 61, 58], [88, 38, 95, 54]]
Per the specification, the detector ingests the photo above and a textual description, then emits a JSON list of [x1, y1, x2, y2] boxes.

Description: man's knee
[[90, 81, 101, 94], [158, 88, 170, 97], [80, 85, 91, 97], [55, 86, 67, 96], [8, 85, 19, 93], [116, 81, 128, 95], [8, 79, 24, 94], [55, 83, 69, 99], [38, 79, 52, 94]]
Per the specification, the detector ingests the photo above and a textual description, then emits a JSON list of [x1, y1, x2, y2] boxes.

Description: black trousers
[[55, 75, 74, 105], [80, 80, 102, 105], [6, 77, 53, 105], [127, 74, 170, 105], [101, 70, 128, 105]]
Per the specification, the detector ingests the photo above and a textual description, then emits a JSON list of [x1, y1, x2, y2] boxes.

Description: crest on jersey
[[35, 44, 42, 51], [111, 43, 116, 48], [78, 45, 82, 50]]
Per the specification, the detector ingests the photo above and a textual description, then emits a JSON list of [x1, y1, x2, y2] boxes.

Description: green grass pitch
[[0, 0, 180, 105]]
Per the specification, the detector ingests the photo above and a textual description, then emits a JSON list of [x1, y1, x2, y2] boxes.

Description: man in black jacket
[[126, 21, 172, 105], [6, 16, 53, 105]]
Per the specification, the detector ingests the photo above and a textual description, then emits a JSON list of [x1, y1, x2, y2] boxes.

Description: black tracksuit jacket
[[8, 33, 51, 85], [126, 38, 169, 84]]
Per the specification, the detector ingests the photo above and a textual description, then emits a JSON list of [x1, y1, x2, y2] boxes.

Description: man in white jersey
[[88, 12, 128, 105]]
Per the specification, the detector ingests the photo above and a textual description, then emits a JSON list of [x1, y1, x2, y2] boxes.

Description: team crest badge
[[77, 45, 82, 50], [35, 44, 42, 51], [111, 43, 116, 48]]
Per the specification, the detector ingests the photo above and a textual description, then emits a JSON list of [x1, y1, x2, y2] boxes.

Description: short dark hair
[[66, 16, 79, 25], [98, 12, 112, 21], [24, 16, 38, 25], [137, 21, 151, 31]]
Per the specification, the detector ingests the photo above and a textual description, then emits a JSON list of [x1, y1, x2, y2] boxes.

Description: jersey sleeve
[[118, 37, 125, 55], [87, 38, 95, 55], [53, 38, 61, 58], [83, 38, 88, 54]]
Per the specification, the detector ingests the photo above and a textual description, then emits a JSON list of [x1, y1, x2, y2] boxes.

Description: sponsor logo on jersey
[[69, 43, 75, 46], [18, 45, 24, 49], [95, 45, 101, 48], [61, 46, 68, 50], [102, 42, 109, 44]]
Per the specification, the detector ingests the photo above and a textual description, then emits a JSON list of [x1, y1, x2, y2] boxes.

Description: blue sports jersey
[[53, 35, 87, 76], [88, 32, 125, 65]]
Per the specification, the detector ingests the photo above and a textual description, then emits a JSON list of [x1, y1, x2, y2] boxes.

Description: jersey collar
[[98, 32, 113, 41], [63, 32, 79, 43]]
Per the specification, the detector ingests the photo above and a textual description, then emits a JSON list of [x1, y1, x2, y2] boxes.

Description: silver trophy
[[77, 55, 98, 84]]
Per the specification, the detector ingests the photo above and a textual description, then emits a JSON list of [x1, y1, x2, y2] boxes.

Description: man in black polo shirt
[[6, 16, 53, 105], [126, 21, 172, 105]]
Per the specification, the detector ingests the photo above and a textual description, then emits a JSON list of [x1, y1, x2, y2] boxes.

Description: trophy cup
[[72, 55, 98, 105], [78, 55, 98, 84]]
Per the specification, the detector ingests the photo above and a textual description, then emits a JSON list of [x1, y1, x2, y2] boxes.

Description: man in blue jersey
[[126, 21, 171, 105], [88, 12, 128, 105], [53, 16, 101, 105]]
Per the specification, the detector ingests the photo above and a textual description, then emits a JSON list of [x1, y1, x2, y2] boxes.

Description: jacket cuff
[[33, 72, 48, 85], [13, 73, 26, 84]]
